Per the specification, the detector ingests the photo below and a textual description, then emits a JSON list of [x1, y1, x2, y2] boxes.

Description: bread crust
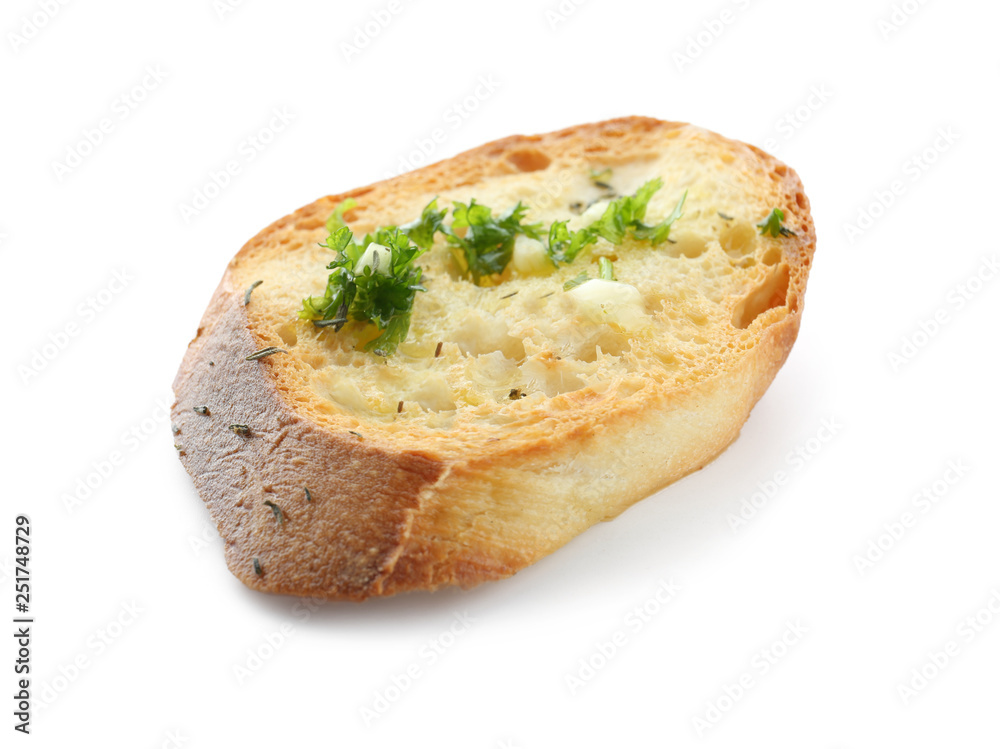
[[172, 116, 816, 600]]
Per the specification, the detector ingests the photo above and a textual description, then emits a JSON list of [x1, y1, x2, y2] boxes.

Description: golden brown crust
[[172, 116, 816, 601]]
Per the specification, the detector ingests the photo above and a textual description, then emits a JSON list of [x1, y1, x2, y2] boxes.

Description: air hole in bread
[[795, 192, 807, 209], [452, 310, 526, 360], [591, 333, 629, 359], [302, 353, 328, 369], [519, 354, 585, 397], [506, 148, 552, 173], [563, 326, 630, 362], [731, 264, 790, 329], [663, 232, 708, 258], [320, 378, 369, 413], [295, 215, 324, 231], [686, 310, 709, 327], [656, 345, 679, 363], [406, 374, 456, 412], [719, 221, 757, 258], [469, 351, 518, 391], [762, 247, 782, 266], [276, 322, 297, 347]]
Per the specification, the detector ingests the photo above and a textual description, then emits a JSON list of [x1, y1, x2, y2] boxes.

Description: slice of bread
[[172, 116, 815, 600]]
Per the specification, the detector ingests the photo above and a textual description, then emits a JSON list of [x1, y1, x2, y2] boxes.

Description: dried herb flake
[[262, 499, 285, 524], [244, 280, 263, 305], [245, 346, 287, 361]]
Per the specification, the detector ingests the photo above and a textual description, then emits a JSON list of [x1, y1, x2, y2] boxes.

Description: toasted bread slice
[[172, 116, 815, 600]]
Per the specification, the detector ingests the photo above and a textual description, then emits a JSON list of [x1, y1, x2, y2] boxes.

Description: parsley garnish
[[300, 200, 431, 355], [549, 179, 686, 264], [442, 200, 543, 284], [300, 178, 688, 356], [757, 208, 796, 237], [399, 199, 447, 250]]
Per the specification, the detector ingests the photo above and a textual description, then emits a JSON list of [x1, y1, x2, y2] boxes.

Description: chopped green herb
[[229, 424, 251, 437], [348, 430, 363, 439], [262, 499, 285, 524], [718, 212, 734, 221], [399, 199, 447, 250], [193, 406, 210, 416], [245, 346, 286, 361], [300, 199, 430, 355], [549, 180, 687, 264], [598, 257, 616, 281], [253, 557, 263, 575], [563, 271, 590, 291], [301, 180, 688, 356], [304, 487, 312, 503], [548, 219, 595, 265], [757, 208, 797, 237], [443, 200, 543, 284], [616, 180, 687, 245], [244, 280, 263, 306], [500, 291, 518, 299], [509, 388, 525, 400]]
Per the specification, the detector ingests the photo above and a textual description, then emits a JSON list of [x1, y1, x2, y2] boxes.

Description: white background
[[3, 0, 999, 746]]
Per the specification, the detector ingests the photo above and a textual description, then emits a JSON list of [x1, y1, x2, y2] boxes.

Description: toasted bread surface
[[172, 116, 816, 600]]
